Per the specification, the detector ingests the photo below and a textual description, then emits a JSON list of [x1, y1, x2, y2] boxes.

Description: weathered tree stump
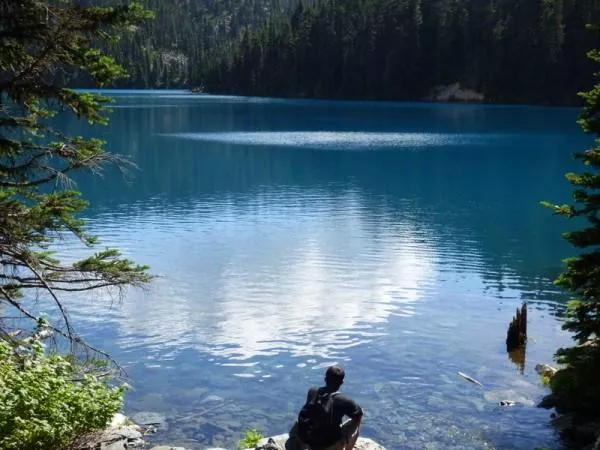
[[506, 303, 527, 373], [506, 303, 527, 353], [506, 303, 527, 352]]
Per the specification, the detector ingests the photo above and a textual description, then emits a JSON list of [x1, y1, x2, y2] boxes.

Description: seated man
[[289, 365, 363, 450]]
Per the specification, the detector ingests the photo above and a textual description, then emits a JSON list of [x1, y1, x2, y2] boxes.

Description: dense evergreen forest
[[88, 0, 600, 104], [199, 0, 600, 104]]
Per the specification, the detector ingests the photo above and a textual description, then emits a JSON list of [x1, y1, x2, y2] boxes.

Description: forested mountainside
[[79, 0, 600, 104], [73, 0, 300, 88], [198, 0, 600, 105]]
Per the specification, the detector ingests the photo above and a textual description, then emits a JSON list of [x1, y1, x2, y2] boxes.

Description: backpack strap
[[327, 392, 339, 420], [312, 389, 338, 403]]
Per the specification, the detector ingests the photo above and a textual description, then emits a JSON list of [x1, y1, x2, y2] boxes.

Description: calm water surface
[[57, 91, 589, 449]]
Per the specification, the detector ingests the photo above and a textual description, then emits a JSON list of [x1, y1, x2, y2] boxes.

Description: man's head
[[324, 365, 345, 390]]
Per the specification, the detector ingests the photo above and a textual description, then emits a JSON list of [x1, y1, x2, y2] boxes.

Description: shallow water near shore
[[55, 91, 588, 449]]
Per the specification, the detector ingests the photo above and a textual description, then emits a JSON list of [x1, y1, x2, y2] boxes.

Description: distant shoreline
[[72, 87, 584, 109]]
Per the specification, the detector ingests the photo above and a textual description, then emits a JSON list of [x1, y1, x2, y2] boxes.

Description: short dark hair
[[325, 365, 345, 388]]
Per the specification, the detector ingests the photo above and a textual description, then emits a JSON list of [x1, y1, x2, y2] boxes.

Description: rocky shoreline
[[82, 414, 386, 450], [82, 360, 600, 450], [536, 364, 600, 450]]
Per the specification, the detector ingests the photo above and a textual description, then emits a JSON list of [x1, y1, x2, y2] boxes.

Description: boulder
[[538, 393, 560, 409], [110, 413, 129, 429], [75, 413, 146, 450], [95, 425, 144, 450], [427, 82, 485, 103], [149, 447, 186, 450], [132, 411, 169, 431], [535, 364, 558, 378], [551, 414, 574, 431]]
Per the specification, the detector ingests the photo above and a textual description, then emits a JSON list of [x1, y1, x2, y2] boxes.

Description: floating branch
[[458, 371, 484, 387]]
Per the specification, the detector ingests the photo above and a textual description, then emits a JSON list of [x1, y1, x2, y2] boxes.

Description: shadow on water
[[54, 92, 587, 449]]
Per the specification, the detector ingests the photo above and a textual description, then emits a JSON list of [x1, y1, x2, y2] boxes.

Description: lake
[[57, 91, 587, 449]]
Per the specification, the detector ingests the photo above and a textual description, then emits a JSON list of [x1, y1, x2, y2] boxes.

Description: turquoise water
[[57, 92, 589, 449]]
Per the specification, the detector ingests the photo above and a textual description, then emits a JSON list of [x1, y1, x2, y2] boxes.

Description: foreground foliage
[[0, 336, 124, 450], [544, 25, 600, 421], [239, 428, 265, 449], [1, 0, 152, 447]]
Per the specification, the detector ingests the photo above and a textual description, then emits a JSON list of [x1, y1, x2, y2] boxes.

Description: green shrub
[[239, 428, 265, 449], [551, 346, 600, 415], [0, 340, 125, 450]]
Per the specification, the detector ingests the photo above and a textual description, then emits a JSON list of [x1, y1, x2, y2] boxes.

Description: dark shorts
[[289, 419, 360, 450]]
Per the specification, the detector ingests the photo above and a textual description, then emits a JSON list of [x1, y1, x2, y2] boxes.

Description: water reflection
[[508, 347, 527, 374], [75, 189, 435, 362]]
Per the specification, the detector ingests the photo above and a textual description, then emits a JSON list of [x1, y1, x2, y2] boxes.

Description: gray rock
[[98, 432, 126, 445], [535, 363, 558, 378], [575, 422, 600, 442], [201, 394, 225, 403], [95, 425, 144, 450], [248, 434, 386, 450], [132, 411, 169, 430], [538, 393, 559, 409], [115, 426, 142, 440], [110, 413, 129, 428], [551, 414, 574, 431], [100, 439, 127, 450], [148, 447, 186, 450], [484, 389, 534, 407], [125, 437, 145, 449]]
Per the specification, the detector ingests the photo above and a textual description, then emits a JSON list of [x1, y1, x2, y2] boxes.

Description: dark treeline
[[199, 0, 600, 104]]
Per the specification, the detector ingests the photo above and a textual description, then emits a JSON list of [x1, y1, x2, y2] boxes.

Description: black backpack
[[296, 390, 339, 447]]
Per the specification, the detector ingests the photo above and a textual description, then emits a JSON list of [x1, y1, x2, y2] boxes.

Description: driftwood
[[458, 371, 483, 387]]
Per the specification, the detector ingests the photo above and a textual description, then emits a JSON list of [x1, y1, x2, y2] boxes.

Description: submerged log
[[506, 303, 527, 352]]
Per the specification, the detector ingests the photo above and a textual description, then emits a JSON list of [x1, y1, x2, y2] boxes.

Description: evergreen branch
[[0, 150, 128, 187], [0, 286, 125, 375], [2, 283, 121, 292], [19, 256, 75, 344]]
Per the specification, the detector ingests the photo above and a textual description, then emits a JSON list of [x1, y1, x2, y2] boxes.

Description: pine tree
[[544, 25, 600, 421], [0, 0, 153, 359]]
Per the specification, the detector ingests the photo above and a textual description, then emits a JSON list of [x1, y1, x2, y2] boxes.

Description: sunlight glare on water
[[162, 131, 498, 149]]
